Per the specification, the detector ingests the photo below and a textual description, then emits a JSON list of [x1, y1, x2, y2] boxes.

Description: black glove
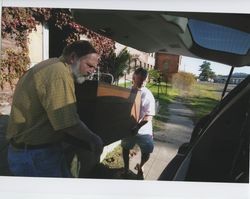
[[131, 120, 148, 135], [90, 134, 104, 155]]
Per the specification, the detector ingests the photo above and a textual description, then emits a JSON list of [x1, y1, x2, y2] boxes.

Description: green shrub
[[171, 72, 196, 91], [148, 69, 161, 83]]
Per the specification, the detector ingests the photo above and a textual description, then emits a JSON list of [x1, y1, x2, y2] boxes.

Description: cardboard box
[[75, 81, 141, 145]]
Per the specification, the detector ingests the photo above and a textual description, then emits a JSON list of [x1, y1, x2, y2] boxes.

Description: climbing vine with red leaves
[[1, 7, 115, 89]]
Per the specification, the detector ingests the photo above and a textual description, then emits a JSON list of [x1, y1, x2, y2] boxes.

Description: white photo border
[[1, 0, 249, 198]]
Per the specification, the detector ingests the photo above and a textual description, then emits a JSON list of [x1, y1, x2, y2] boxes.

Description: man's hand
[[62, 120, 104, 154], [89, 134, 104, 155], [131, 120, 148, 135]]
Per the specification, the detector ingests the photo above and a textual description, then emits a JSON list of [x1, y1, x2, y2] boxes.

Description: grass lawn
[[176, 82, 224, 123], [102, 145, 124, 168]]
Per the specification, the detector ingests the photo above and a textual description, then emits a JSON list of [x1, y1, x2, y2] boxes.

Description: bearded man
[[6, 40, 103, 177]]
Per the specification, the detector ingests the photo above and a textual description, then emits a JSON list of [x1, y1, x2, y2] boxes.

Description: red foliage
[[1, 7, 115, 88]]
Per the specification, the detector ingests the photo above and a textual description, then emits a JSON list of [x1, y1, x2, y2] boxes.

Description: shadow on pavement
[[85, 163, 139, 180]]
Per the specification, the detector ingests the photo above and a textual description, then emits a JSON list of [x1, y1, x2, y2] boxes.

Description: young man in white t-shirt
[[121, 67, 155, 179]]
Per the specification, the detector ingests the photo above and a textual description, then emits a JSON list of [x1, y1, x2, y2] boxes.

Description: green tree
[[198, 61, 215, 81], [148, 69, 161, 83], [99, 47, 131, 85]]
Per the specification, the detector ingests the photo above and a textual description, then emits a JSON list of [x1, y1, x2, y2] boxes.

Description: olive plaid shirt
[[6, 58, 79, 145]]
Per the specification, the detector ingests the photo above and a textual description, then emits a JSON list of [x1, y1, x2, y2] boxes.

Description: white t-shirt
[[137, 86, 156, 136]]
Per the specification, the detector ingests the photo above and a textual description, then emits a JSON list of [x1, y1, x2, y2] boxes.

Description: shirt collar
[[59, 56, 72, 73]]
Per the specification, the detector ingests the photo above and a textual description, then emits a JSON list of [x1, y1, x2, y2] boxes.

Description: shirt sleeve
[[141, 91, 156, 116], [38, 76, 79, 131]]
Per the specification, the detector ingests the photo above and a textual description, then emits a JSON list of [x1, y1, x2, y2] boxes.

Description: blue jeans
[[8, 144, 71, 177], [121, 134, 154, 154]]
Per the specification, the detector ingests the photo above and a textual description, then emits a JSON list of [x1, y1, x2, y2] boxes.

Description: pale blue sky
[[179, 56, 250, 76]]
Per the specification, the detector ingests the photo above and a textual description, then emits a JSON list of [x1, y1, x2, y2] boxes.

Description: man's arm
[[131, 115, 153, 135], [142, 115, 153, 122], [59, 119, 103, 155]]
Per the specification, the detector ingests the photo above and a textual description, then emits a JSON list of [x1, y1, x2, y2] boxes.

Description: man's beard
[[75, 75, 89, 84], [72, 62, 92, 84]]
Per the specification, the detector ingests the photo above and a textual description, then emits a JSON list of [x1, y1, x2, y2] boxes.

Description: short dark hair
[[134, 67, 148, 80], [62, 40, 97, 58]]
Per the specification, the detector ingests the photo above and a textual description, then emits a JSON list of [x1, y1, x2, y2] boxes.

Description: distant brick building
[[155, 52, 180, 82]]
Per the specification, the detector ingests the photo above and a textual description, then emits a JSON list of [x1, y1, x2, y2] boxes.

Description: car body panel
[[72, 10, 250, 66]]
